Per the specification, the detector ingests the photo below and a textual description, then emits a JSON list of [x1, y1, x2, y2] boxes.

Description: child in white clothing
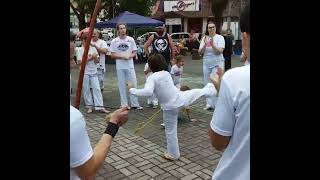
[[130, 54, 217, 160], [170, 55, 184, 89]]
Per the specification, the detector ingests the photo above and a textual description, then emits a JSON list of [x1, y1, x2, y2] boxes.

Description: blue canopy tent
[[96, 11, 164, 28]]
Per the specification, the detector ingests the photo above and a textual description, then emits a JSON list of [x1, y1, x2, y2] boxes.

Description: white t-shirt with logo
[[170, 64, 183, 86], [210, 65, 250, 180], [91, 39, 108, 72], [70, 105, 93, 180], [200, 34, 225, 67], [77, 46, 99, 75], [109, 36, 137, 70]]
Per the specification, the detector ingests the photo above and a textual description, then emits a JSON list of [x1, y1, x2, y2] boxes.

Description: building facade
[[151, 0, 248, 40]]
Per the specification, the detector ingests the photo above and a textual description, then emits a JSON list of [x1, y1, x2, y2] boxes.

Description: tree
[[211, 0, 230, 34], [70, 0, 157, 30], [119, 0, 155, 16], [70, 0, 102, 30]]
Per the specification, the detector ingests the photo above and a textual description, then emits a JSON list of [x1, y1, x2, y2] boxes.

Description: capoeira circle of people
[[74, 22, 226, 161]]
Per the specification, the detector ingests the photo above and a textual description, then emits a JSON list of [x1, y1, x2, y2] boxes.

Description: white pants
[[162, 85, 215, 159], [203, 61, 224, 108], [97, 68, 105, 89], [147, 94, 158, 105], [116, 68, 140, 107], [163, 108, 180, 159], [83, 74, 104, 110]]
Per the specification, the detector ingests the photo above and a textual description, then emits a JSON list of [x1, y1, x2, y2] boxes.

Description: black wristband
[[104, 122, 119, 138]]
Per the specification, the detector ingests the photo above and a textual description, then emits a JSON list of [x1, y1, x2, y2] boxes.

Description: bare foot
[[87, 108, 93, 113]]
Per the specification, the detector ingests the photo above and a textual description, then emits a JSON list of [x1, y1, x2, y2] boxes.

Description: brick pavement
[[71, 55, 242, 179]]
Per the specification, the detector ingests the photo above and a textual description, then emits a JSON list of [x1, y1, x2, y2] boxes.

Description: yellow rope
[[134, 108, 162, 135]]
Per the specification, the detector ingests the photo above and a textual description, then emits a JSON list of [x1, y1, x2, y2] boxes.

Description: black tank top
[[151, 33, 171, 63]]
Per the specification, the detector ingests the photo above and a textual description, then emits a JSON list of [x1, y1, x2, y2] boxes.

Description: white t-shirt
[[109, 36, 137, 70], [210, 65, 250, 180], [200, 34, 225, 67], [70, 105, 93, 180], [91, 39, 108, 72], [144, 63, 153, 79], [170, 64, 183, 86], [77, 46, 99, 75]]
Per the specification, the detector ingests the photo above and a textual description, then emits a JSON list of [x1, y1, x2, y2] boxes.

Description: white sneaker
[[161, 123, 165, 128], [153, 104, 158, 109]]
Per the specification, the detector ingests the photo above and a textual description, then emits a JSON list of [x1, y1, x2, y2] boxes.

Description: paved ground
[[70, 54, 243, 180]]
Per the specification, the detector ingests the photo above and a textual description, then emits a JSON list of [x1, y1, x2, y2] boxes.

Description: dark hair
[[176, 55, 184, 63], [240, 4, 250, 34], [205, 21, 215, 35], [116, 23, 127, 30], [148, 54, 168, 72], [180, 85, 190, 91]]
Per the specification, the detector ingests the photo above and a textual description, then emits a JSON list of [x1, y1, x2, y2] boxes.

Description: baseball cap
[[155, 24, 165, 29]]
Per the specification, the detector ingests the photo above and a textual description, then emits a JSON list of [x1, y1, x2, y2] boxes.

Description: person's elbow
[[208, 128, 230, 151], [75, 158, 99, 180], [79, 171, 96, 180]]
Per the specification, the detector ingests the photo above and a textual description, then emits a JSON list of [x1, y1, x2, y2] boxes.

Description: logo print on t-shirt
[[154, 39, 168, 52], [117, 43, 129, 51]]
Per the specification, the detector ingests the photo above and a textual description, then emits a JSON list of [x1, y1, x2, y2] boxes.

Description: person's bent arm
[[144, 35, 154, 57], [208, 129, 230, 151], [91, 43, 108, 54], [74, 107, 129, 180], [129, 51, 137, 60], [212, 45, 224, 54], [111, 52, 125, 60], [198, 36, 206, 55], [168, 35, 176, 59], [212, 36, 225, 54], [208, 79, 234, 151]]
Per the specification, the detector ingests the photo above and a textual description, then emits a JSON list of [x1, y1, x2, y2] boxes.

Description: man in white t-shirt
[[91, 29, 108, 91], [70, 105, 129, 180], [208, 5, 250, 180], [110, 23, 142, 109]]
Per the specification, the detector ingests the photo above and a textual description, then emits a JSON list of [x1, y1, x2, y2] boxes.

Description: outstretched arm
[[129, 77, 155, 97]]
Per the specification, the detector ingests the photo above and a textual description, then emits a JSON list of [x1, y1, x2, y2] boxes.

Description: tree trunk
[[214, 16, 223, 34], [212, 0, 230, 34], [78, 8, 86, 31]]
